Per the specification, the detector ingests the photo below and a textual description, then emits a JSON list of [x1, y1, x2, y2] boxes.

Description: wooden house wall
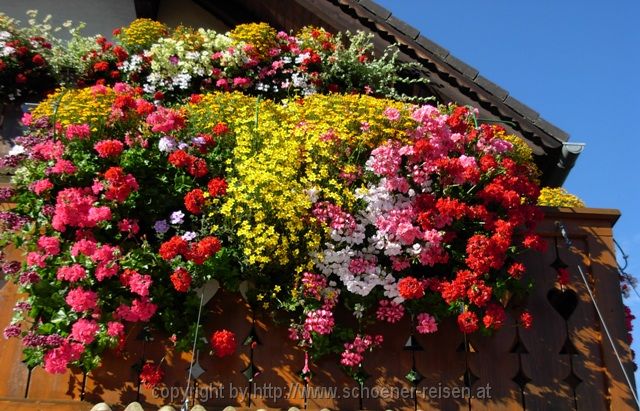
[[0, 206, 635, 410]]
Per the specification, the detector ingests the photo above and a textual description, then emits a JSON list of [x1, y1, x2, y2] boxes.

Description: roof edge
[[349, 0, 571, 145]]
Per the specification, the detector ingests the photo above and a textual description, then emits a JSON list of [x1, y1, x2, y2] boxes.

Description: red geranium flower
[[207, 177, 228, 197], [93, 61, 109, 72], [507, 262, 526, 279], [482, 304, 506, 330], [479, 154, 497, 173], [446, 106, 471, 133], [397, 277, 425, 300], [159, 236, 188, 260], [212, 122, 229, 135], [520, 311, 533, 329], [523, 233, 547, 252], [135, 99, 154, 116], [168, 150, 192, 168], [186, 236, 221, 264], [211, 329, 237, 357], [187, 157, 208, 178], [113, 94, 136, 110], [139, 363, 164, 388], [465, 234, 505, 275], [441, 270, 476, 304], [31, 54, 45, 66], [467, 282, 492, 307], [457, 311, 479, 334], [112, 46, 128, 62], [170, 268, 191, 292], [103, 167, 138, 203], [184, 189, 205, 214], [95, 140, 124, 158]]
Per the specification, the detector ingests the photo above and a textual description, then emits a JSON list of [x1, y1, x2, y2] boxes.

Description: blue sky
[[377, 0, 640, 381]]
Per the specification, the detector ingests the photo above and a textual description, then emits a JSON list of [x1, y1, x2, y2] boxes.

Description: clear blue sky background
[[377, 0, 640, 380]]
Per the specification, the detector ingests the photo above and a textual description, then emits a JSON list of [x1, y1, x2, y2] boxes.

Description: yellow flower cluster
[[499, 132, 534, 164], [120, 18, 168, 52], [537, 187, 585, 208], [185, 91, 255, 133], [188, 92, 307, 270], [228, 23, 278, 59], [287, 93, 414, 206], [187, 92, 414, 273], [31, 87, 116, 129], [223, 97, 319, 270]]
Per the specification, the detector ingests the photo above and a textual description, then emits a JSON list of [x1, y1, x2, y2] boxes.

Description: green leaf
[[50, 308, 71, 327]]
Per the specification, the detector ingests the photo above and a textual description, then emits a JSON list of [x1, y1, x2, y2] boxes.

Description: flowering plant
[[284, 106, 544, 374], [0, 13, 55, 101], [1, 83, 222, 371], [1, 16, 426, 103], [210, 329, 238, 358], [113, 18, 168, 53], [123, 22, 423, 102], [537, 187, 584, 207], [72, 35, 130, 87], [1, 18, 546, 380]]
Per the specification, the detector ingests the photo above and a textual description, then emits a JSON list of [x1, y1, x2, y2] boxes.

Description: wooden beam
[[133, 0, 160, 19], [192, 0, 259, 28]]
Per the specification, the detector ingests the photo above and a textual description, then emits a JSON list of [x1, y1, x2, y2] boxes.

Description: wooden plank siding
[[0, 207, 635, 410]]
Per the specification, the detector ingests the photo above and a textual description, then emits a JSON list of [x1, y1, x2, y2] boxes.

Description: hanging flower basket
[[0, 19, 547, 384]]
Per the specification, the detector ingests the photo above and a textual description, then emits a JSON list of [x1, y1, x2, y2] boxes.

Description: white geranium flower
[[8, 145, 25, 156]]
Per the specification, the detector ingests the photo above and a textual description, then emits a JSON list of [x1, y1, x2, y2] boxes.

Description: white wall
[[0, 0, 136, 37]]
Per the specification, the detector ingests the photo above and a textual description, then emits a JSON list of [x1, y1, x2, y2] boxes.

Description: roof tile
[[504, 96, 540, 122], [475, 75, 508, 101], [386, 15, 420, 39], [534, 117, 570, 142], [357, 0, 391, 19], [444, 54, 479, 80], [415, 35, 449, 60]]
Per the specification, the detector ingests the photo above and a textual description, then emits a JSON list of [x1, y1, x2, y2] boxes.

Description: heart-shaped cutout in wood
[[547, 287, 579, 320]]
